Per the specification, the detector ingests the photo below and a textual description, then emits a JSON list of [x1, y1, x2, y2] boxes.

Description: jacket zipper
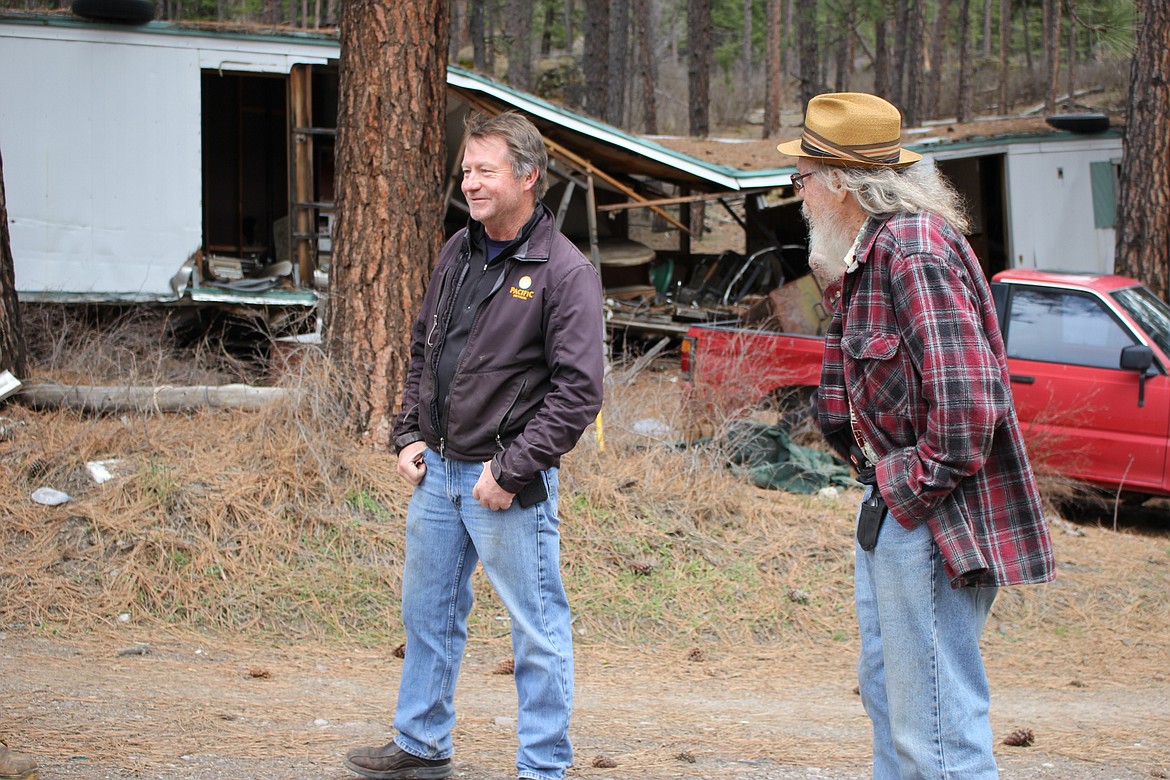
[[494, 379, 528, 451], [430, 243, 471, 449]]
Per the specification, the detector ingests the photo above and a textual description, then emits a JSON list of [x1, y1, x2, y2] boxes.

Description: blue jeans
[[392, 448, 573, 780], [854, 487, 999, 779]]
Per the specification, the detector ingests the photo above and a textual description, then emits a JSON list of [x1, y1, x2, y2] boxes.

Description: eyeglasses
[[790, 171, 814, 191]]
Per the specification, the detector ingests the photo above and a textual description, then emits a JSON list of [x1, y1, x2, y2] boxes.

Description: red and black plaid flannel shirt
[[818, 212, 1055, 587]]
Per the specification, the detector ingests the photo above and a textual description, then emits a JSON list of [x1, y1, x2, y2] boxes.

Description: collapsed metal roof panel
[[447, 65, 761, 191]]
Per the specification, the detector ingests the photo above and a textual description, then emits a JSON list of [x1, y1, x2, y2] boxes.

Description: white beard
[[802, 201, 859, 287]]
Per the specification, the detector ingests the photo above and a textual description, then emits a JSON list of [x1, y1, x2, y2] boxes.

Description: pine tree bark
[[505, 0, 533, 91], [873, 15, 891, 100], [470, 1, 488, 72], [795, 0, 819, 108], [763, 0, 781, 137], [688, 0, 712, 136], [1042, 0, 1061, 113], [901, 0, 926, 126], [742, 0, 753, 114], [957, 0, 973, 121], [607, 0, 630, 126], [891, 0, 908, 107], [1115, 0, 1170, 299], [999, 0, 1011, 112], [326, 0, 448, 446], [584, 1, 611, 119], [927, 0, 951, 119], [636, 0, 659, 134], [0, 145, 27, 377]]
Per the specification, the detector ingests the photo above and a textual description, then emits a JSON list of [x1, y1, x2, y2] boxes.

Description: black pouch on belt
[[516, 475, 549, 508], [857, 489, 888, 552]]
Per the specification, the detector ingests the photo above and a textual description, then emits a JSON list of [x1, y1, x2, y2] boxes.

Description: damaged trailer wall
[[0, 18, 332, 301]]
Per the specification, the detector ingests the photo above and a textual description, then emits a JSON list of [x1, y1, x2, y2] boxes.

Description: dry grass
[[2, 306, 1168, 679]]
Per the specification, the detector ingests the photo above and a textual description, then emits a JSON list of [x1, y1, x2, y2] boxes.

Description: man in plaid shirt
[[780, 93, 1055, 778]]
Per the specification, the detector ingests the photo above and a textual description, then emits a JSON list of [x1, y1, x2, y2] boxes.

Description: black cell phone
[[516, 476, 549, 508], [857, 492, 888, 551]]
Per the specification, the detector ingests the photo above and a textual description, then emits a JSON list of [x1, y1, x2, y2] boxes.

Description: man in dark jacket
[[783, 93, 1054, 778], [344, 112, 604, 780]]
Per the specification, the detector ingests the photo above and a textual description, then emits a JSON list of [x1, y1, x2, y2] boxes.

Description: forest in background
[[3, 0, 1135, 136]]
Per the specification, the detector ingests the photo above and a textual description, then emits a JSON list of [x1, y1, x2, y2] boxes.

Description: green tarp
[[721, 420, 858, 494]]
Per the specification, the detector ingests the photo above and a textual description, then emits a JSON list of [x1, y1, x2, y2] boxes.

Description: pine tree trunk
[[450, 0, 466, 61], [874, 16, 891, 100], [957, 0, 973, 121], [688, 0, 712, 136], [999, 0, 1011, 112], [982, 0, 993, 57], [505, 0, 533, 91], [607, 0, 630, 126], [471, 1, 488, 72], [0, 146, 27, 377], [584, 1, 611, 119], [902, 0, 926, 126], [326, 0, 449, 445], [795, 0, 819, 108], [636, 0, 659, 134], [927, 0, 951, 119], [763, 0, 781, 137], [1115, 0, 1170, 299], [892, 0, 908, 106], [742, 0, 753, 115], [1042, 0, 1061, 113]]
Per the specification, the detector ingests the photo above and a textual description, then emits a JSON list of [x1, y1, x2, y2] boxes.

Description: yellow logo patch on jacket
[[510, 275, 536, 300]]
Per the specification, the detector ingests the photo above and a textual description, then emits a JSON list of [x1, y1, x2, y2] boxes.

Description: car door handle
[[1010, 374, 1035, 384]]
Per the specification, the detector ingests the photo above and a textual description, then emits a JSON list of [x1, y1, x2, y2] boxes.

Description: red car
[[682, 269, 1170, 500], [992, 269, 1170, 500]]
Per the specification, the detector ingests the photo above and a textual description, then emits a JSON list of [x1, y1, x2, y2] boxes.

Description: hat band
[[800, 128, 903, 165]]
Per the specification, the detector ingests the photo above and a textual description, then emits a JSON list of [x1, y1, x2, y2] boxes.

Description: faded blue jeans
[[854, 486, 999, 779], [392, 448, 573, 780]]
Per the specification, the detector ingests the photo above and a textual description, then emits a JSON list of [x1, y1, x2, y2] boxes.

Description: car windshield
[[1112, 285, 1170, 358]]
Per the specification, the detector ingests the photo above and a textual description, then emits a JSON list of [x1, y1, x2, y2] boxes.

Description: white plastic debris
[[0, 370, 21, 403], [631, 417, 674, 439], [86, 459, 123, 484], [30, 487, 71, 506]]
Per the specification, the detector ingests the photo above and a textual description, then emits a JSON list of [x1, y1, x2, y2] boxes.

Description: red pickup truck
[[680, 269, 1170, 501]]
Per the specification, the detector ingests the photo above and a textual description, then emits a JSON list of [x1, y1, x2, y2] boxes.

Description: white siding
[[1003, 139, 1121, 274], [0, 21, 334, 300]]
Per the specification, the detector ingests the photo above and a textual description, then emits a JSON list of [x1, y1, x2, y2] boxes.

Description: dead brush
[[2, 315, 410, 642], [19, 303, 266, 386], [554, 364, 859, 649]]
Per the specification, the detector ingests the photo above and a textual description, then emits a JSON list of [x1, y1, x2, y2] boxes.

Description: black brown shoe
[[343, 741, 452, 780], [0, 744, 37, 780]]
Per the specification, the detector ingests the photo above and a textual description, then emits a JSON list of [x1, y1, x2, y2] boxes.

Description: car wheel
[[71, 0, 156, 23]]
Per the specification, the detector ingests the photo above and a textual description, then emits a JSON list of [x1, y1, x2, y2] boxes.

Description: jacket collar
[[466, 203, 555, 264]]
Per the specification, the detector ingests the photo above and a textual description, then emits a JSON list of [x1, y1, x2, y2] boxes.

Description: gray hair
[[464, 110, 549, 200], [811, 162, 971, 234]]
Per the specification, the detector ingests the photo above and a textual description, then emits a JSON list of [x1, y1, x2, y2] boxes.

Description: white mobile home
[[918, 128, 1123, 277], [0, 13, 340, 305]]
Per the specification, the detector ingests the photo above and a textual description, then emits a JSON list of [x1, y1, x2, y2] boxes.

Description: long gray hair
[[812, 162, 971, 234]]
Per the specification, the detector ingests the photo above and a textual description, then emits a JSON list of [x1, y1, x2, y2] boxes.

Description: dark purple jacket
[[392, 204, 604, 493]]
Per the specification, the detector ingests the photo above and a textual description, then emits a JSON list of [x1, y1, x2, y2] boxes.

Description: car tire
[[71, 0, 156, 23]]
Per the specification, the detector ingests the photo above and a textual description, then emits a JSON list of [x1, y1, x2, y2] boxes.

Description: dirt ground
[[4, 510, 1169, 780]]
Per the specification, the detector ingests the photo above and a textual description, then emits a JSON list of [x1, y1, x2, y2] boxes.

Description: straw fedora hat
[[777, 92, 922, 168]]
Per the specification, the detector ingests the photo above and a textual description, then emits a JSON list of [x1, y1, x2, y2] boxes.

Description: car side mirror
[[1120, 344, 1155, 408]]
